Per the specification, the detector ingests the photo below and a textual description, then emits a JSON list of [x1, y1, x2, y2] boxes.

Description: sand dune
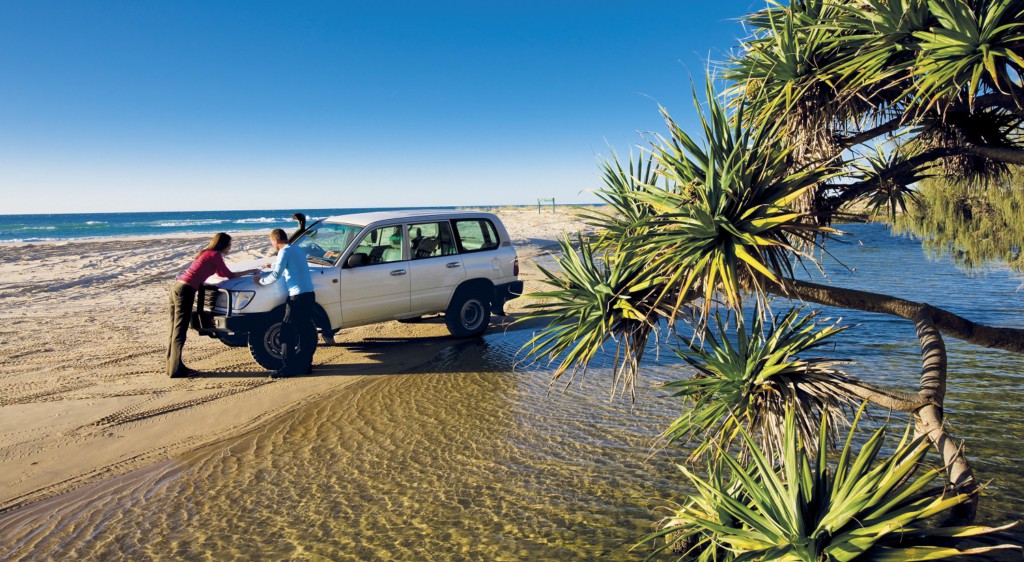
[[0, 207, 593, 512]]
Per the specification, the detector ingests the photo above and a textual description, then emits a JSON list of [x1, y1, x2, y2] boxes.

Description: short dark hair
[[270, 228, 287, 242]]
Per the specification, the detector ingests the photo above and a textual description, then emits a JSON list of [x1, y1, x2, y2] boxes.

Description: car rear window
[[451, 219, 499, 253]]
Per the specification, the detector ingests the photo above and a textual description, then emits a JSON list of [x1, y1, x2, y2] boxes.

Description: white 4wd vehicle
[[191, 210, 523, 370]]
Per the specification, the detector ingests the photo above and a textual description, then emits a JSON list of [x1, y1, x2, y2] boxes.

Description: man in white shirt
[[257, 228, 317, 378]]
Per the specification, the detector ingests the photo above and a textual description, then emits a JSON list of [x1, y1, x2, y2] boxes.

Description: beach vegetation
[[519, 0, 1024, 556], [639, 406, 1018, 561]]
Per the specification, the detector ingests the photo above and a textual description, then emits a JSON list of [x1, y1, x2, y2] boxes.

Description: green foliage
[[725, 0, 847, 128], [639, 88, 836, 317], [517, 87, 837, 396], [910, 0, 1024, 113], [518, 1, 1024, 558], [640, 406, 1019, 561], [663, 305, 858, 461], [852, 144, 927, 222], [576, 151, 663, 242], [893, 173, 1024, 271], [520, 233, 668, 398], [516, 1, 1024, 557]]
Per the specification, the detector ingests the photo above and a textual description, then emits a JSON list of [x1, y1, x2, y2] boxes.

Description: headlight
[[232, 291, 256, 311]]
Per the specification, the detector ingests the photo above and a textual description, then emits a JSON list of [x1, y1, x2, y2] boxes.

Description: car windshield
[[293, 222, 363, 266]]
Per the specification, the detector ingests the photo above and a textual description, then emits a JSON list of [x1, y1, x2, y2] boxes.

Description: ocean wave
[[84, 221, 107, 225], [234, 217, 286, 224], [23, 226, 57, 230], [155, 219, 228, 227]]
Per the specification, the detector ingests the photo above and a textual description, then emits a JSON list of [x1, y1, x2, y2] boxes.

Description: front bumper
[[191, 285, 264, 337]]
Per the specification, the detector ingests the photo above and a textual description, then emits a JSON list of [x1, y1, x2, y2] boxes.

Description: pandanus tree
[[521, 0, 1024, 557]]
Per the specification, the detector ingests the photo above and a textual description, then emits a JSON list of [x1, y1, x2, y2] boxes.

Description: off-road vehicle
[[191, 210, 523, 369]]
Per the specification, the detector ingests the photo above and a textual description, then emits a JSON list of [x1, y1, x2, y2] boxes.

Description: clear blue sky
[[0, 1, 763, 214]]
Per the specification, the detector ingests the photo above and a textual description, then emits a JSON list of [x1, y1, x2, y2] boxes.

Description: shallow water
[[2, 223, 1022, 559]]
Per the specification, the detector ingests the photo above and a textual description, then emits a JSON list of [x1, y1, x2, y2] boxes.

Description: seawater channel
[[1, 223, 1022, 559]]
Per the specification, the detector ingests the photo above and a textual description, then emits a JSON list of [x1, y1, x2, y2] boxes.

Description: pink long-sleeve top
[[177, 250, 233, 289]]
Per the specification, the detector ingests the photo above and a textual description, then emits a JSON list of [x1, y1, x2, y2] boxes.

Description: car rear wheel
[[248, 319, 317, 370], [445, 290, 490, 338]]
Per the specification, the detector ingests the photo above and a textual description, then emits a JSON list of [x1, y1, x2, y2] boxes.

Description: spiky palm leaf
[[726, 0, 848, 128], [518, 234, 670, 399], [639, 405, 1020, 561], [910, 0, 1024, 114], [826, 0, 936, 112], [633, 87, 837, 320], [517, 85, 837, 397], [576, 150, 663, 243], [851, 143, 926, 221], [663, 305, 863, 461]]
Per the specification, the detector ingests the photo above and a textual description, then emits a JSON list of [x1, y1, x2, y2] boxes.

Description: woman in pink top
[[167, 233, 259, 378]]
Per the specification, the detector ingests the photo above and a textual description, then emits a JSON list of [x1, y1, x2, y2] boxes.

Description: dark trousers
[[280, 291, 317, 375], [167, 282, 197, 377]]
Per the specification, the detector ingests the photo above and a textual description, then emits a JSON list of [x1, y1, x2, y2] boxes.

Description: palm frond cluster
[[642, 407, 1018, 561], [521, 87, 836, 396], [729, 0, 1024, 207], [663, 306, 859, 462]]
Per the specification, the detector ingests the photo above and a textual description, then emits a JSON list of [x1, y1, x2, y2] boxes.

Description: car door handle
[[445, 262, 461, 269], [390, 269, 407, 276]]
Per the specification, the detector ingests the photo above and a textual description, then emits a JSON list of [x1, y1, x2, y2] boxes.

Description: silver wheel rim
[[264, 323, 283, 360], [461, 300, 484, 331], [264, 322, 309, 359]]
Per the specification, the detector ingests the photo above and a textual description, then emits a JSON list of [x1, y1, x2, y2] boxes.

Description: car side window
[[451, 219, 499, 253], [349, 225, 405, 266], [409, 221, 456, 259]]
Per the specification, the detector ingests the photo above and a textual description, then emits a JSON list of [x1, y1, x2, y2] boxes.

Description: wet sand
[[0, 207, 593, 513]]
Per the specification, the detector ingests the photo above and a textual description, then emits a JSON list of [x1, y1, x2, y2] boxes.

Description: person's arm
[[259, 247, 286, 285], [212, 252, 235, 279]]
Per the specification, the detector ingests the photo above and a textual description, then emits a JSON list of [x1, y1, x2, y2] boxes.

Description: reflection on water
[[1, 223, 1022, 559]]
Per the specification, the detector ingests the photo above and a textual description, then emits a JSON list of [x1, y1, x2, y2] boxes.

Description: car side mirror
[[346, 253, 367, 268]]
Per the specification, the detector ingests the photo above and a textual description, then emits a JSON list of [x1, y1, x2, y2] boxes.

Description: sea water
[[1, 223, 1022, 559], [0, 208, 455, 243]]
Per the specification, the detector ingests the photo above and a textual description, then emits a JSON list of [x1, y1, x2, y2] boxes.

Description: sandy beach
[[0, 207, 592, 513]]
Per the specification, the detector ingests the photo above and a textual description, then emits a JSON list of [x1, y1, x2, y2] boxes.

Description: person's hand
[[254, 276, 262, 285]]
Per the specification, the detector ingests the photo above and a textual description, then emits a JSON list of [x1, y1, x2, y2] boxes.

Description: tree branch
[[820, 147, 957, 215], [835, 118, 904, 149], [833, 379, 926, 412], [973, 91, 1024, 116], [963, 144, 1024, 165], [769, 279, 1024, 354]]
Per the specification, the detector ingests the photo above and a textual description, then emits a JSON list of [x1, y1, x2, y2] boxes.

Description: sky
[[0, 1, 764, 214]]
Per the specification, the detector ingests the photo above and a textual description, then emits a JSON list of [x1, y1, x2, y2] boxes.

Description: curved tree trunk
[[913, 313, 978, 524], [766, 278, 1000, 522]]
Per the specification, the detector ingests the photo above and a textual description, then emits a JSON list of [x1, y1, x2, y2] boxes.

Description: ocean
[[0, 207, 459, 243]]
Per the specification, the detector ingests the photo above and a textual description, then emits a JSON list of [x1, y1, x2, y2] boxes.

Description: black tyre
[[445, 290, 491, 338], [248, 319, 317, 370]]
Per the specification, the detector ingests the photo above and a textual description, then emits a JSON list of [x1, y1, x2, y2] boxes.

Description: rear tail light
[[513, 258, 519, 276]]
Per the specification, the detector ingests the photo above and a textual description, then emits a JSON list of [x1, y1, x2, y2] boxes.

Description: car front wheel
[[248, 319, 317, 370], [445, 290, 491, 338]]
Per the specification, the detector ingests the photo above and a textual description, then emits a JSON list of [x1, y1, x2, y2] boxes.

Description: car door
[[407, 220, 465, 314], [338, 224, 411, 325]]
